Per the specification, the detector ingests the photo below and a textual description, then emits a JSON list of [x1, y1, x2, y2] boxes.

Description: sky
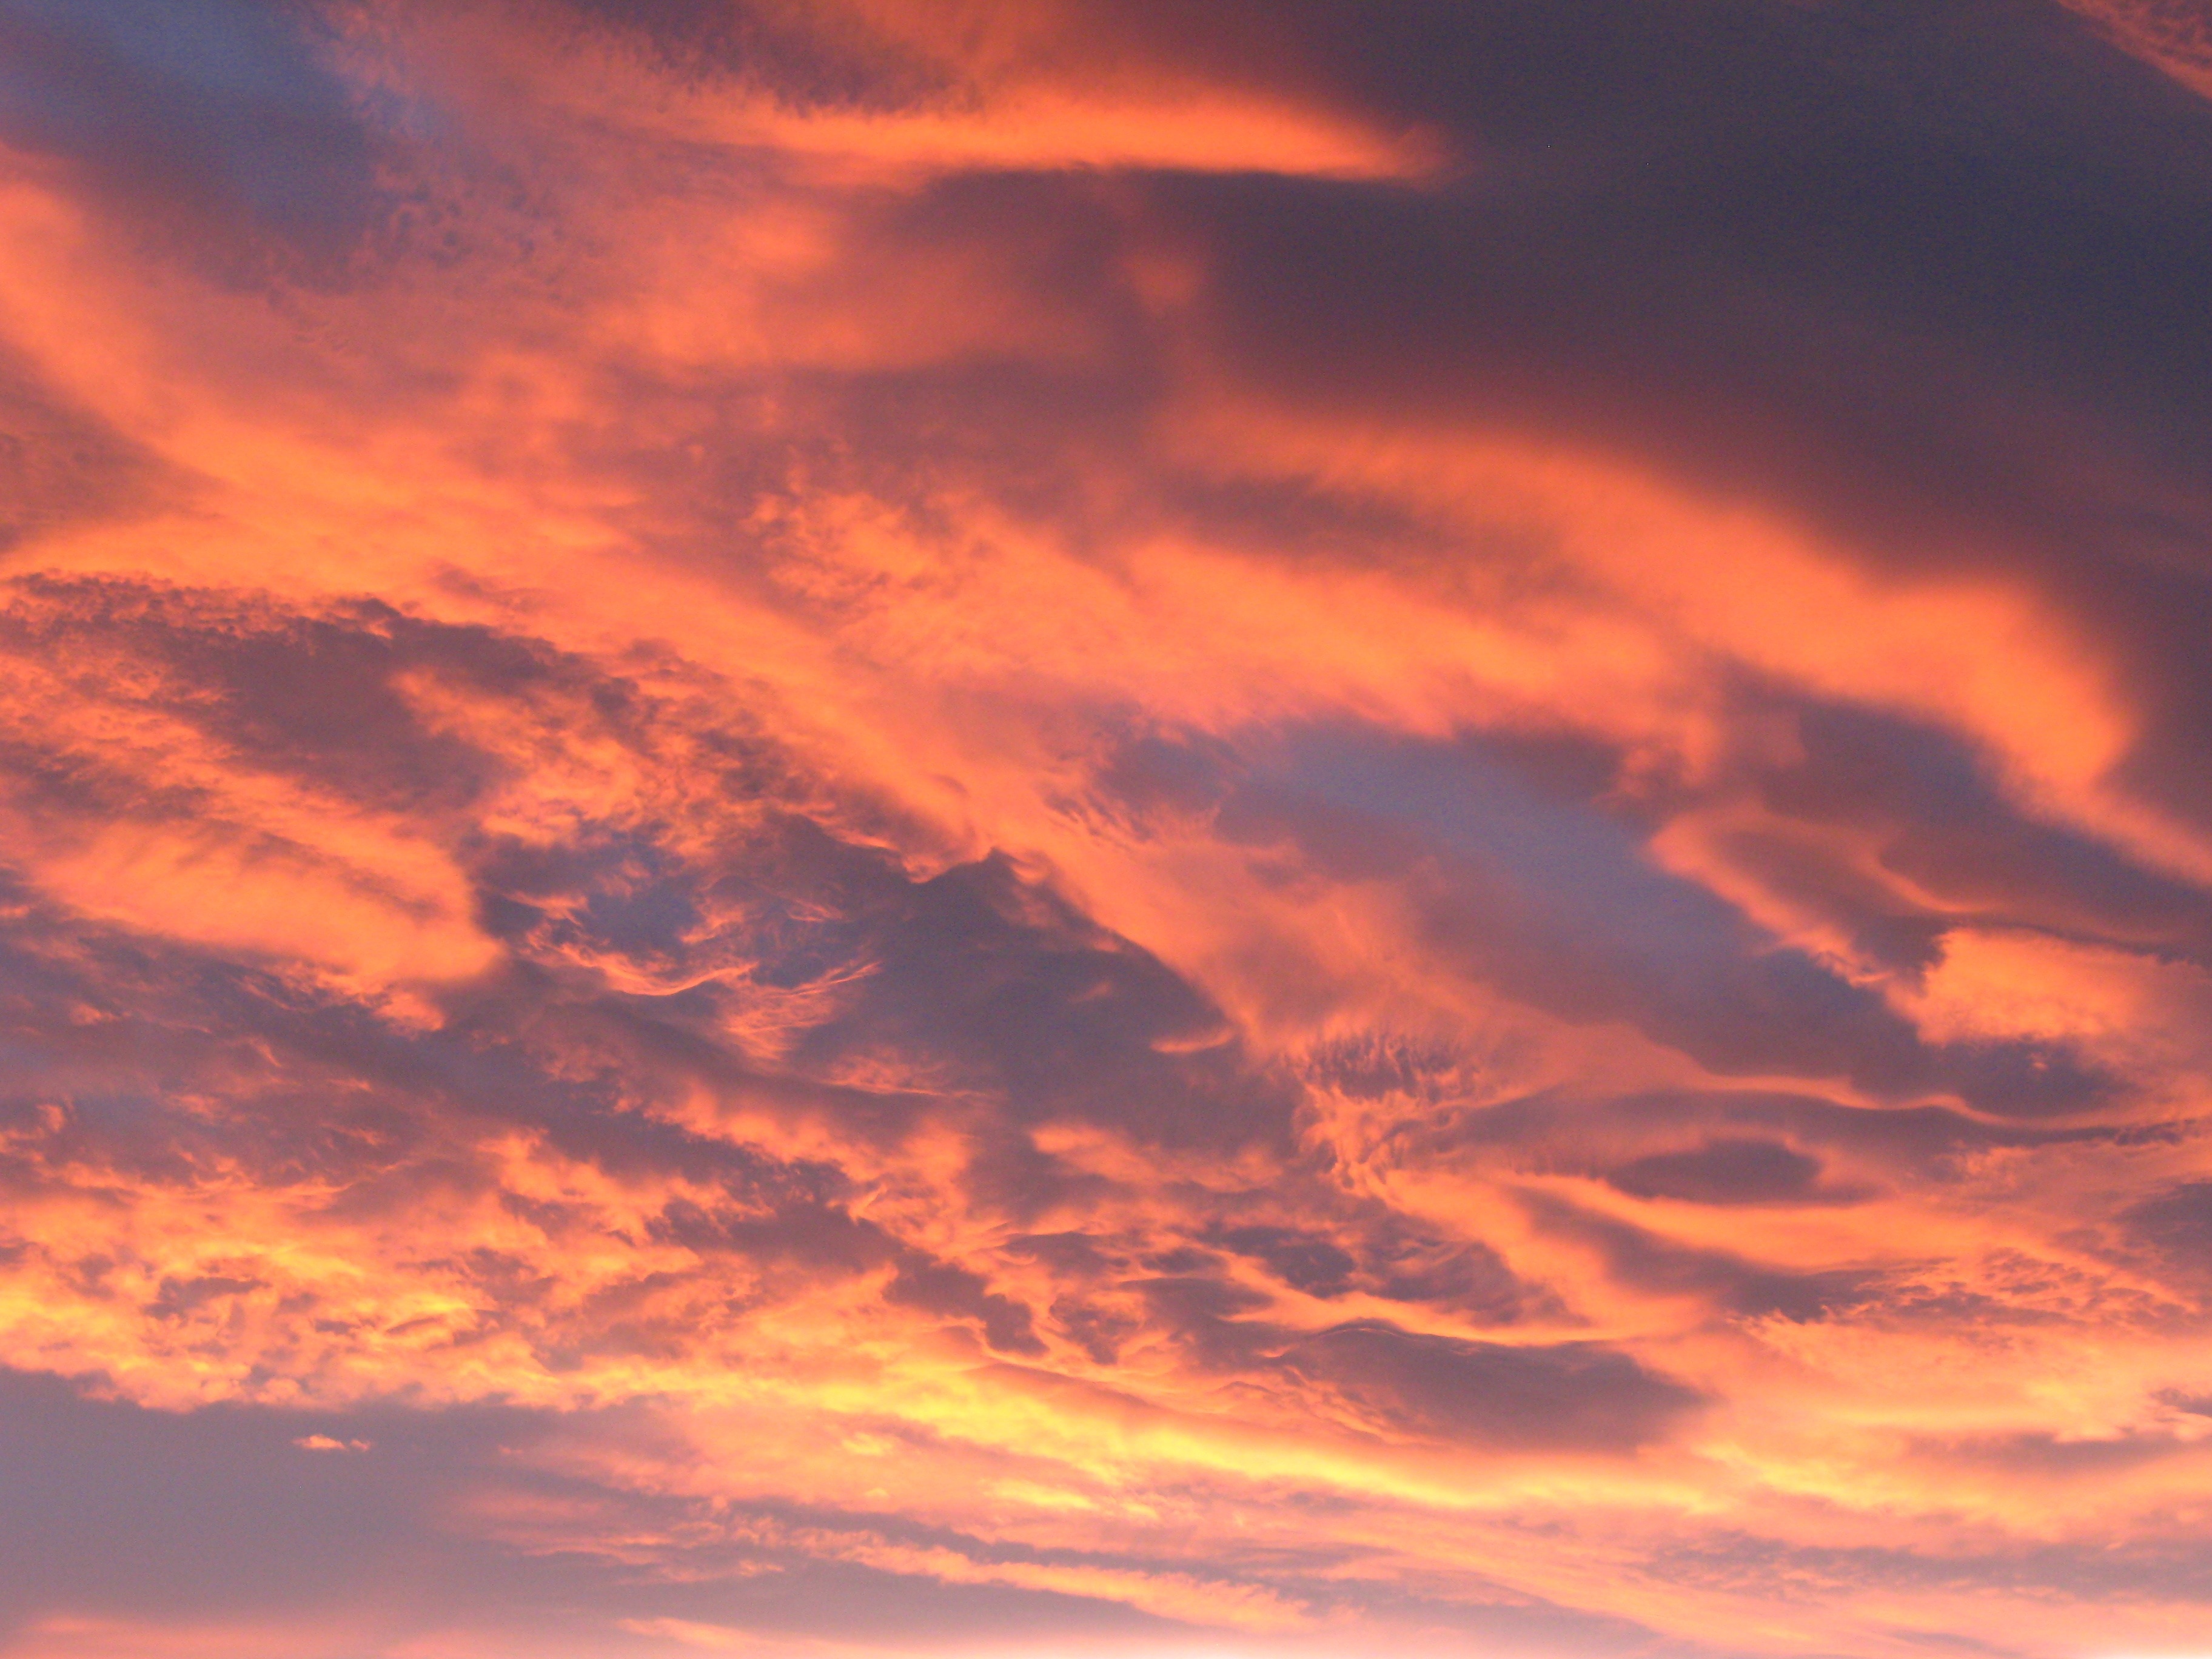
[[2, 1, 2212, 1656]]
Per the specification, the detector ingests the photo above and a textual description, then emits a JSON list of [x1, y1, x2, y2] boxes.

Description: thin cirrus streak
[[2, 2, 2212, 1658]]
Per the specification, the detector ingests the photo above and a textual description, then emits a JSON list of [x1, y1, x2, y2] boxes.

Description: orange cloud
[[3, 4, 2212, 1658], [2057, 1, 2212, 99]]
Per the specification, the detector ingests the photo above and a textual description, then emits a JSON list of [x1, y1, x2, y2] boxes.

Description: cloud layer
[[4, 3, 2212, 1656]]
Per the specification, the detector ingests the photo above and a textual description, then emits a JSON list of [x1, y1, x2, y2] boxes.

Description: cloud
[[0, 0, 390, 264], [1270, 1321, 1703, 1453], [533, 0, 1443, 181], [2056, 1, 2212, 100], [1603, 1140, 1825, 1208], [2, 2, 2212, 1658]]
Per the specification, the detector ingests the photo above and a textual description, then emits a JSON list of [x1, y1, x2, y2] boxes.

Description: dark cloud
[[1136, 0, 2212, 848], [1213, 1224, 1358, 1296], [790, 851, 1298, 1151], [0, 1366, 554, 1635], [1127, 1262, 1696, 1452], [1737, 703, 2212, 970], [1606, 1140, 1825, 1207], [2120, 1179, 2212, 1272], [1522, 1193, 1885, 1326], [0, 1368, 1206, 1654], [1274, 1320, 1703, 1453], [0, 358, 170, 554], [552, 0, 950, 109], [1161, 1, 2212, 496], [1212, 726, 2118, 1114], [0, 578, 512, 814], [0, 0, 390, 262]]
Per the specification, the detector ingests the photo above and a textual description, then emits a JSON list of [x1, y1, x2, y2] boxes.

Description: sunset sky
[[5, 2, 2212, 1656]]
